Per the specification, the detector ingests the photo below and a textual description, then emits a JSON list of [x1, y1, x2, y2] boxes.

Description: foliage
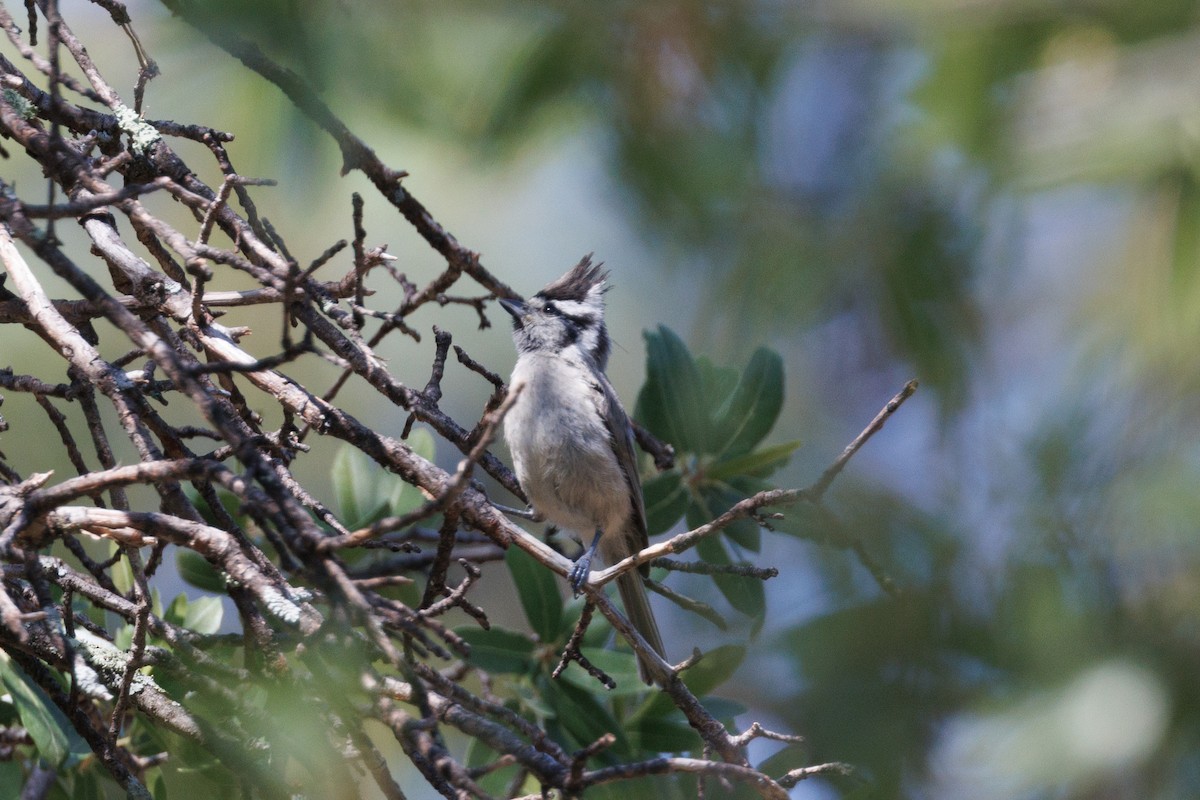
[[2, 1, 1200, 799], [0, 2, 837, 796]]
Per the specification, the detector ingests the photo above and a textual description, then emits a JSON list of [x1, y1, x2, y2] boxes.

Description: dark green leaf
[[696, 356, 739, 421], [73, 771, 103, 800], [586, 776, 667, 800], [701, 696, 748, 722], [755, 743, 810, 780], [643, 644, 746, 719], [176, 549, 225, 593], [505, 547, 565, 642], [680, 644, 747, 697], [558, 647, 643, 696], [711, 347, 784, 457], [695, 535, 766, 622], [0, 761, 20, 799], [698, 485, 761, 552], [0, 655, 88, 768], [456, 627, 536, 674], [635, 326, 707, 452], [642, 471, 689, 536], [188, 487, 244, 528], [635, 713, 703, 753], [543, 678, 630, 757]]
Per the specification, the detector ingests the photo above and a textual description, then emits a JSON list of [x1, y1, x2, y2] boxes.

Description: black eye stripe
[[544, 301, 592, 327]]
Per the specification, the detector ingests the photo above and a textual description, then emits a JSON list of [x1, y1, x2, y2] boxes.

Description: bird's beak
[[499, 297, 527, 320]]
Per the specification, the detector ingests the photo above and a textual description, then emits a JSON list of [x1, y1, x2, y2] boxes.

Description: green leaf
[[73, 770, 103, 800], [680, 644, 747, 697], [711, 347, 784, 457], [183, 596, 224, 635], [176, 549, 225, 593], [769, 502, 845, 547], [643, 644, 746, 719], [707, 439, 802, 481], [505, 547, 564, 642], [696, 356, 739, 423], [185, 486, 244, 528], [642, 471, 689, 536], [331, 445, 389, 529], [558, 647, 644, 696], [695, 535, 766, 622], [110, 542, 133, 595], [387, 428, 436, 515], [755, 743, 810, 781], [635, 326, 707, 453], [465, 738, 516, 797], [635, 713, 702, 753], [700, 696, 748, 722], [586, 778, 667, 800], [0, 762, 22, 800], [456, 627, 535, 674], [163, 593, 189, 627], [696, 485, 760, 552], [0, 653, 88, 768], [113, 622, 133, 651], [542, 677, 630, 757]]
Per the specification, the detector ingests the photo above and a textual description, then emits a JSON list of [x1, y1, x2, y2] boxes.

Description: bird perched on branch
[[500, 256, 665, 683]]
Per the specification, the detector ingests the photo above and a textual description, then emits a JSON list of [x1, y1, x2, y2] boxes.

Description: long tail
[[616, 571, 665, 684]]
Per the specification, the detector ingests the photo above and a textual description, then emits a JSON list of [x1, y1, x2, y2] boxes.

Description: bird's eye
[[544, 302, 560, 316]]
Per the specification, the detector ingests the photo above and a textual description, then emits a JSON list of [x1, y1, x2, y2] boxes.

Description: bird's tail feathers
[[616, 571, 665, 684]]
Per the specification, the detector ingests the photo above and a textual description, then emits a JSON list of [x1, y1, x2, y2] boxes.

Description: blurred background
[[6, 0, 1200, 797]]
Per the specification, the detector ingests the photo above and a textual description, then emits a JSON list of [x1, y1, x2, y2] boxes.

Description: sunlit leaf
[[707, 439, 802, 482], [183, 596, 224, 635], [163, 593, 189, 627], [331, 445, 388, 529], [0, 653, 88, 768], [388, 428, 436, 515]]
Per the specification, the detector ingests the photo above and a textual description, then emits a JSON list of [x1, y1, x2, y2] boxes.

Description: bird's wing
[[591, 372, 649, 551]]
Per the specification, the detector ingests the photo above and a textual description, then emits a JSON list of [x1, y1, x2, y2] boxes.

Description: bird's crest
[[538, 254, 609, 303]]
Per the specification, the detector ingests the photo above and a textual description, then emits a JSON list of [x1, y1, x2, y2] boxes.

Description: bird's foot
[[568, 549, 593, 596], [569, 528, 603, 596]]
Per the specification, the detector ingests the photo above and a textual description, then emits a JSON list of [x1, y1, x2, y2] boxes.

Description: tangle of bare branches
[[0, 4, 910, 798]]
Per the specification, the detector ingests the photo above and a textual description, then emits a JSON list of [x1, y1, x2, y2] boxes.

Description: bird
[[499, 256, 665, 683]]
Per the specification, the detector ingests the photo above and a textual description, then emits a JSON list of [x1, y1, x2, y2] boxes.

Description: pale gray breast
[[505, 354, 629, 534]]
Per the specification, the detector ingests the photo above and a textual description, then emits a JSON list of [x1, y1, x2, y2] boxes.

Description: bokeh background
[[5, 1, 1200, 798]]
